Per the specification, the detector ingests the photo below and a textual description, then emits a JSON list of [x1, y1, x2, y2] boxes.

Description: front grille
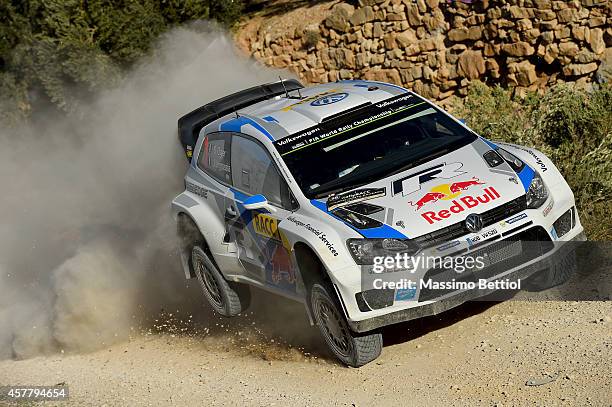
[[418, 226, 552, 302], [414, 195, 527, 249]]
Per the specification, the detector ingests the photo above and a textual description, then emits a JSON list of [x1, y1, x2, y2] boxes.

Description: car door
[[194, 131, 244, 275], [226, 134, 299, 292]]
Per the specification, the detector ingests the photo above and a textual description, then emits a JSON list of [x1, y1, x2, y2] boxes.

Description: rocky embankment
[[237, 0, 611, 103]]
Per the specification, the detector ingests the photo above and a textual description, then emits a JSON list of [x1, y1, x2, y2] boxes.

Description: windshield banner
[[326, 187, 387, 211], [273, 93, 424, 156]]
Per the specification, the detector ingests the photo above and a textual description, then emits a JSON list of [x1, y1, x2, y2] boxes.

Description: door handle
[[225, 206, 238, 220]]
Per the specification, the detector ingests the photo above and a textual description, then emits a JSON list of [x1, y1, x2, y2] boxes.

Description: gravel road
[[1, 296, 610, 406]]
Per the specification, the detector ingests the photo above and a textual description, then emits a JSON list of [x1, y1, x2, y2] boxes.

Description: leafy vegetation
[[456, 82, 611, 240], [0, 0, 244, 120]]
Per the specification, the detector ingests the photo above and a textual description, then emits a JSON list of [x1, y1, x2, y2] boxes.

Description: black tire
[[310, 283, 382, 367], [524, 249, 577, 292], [192, 246, 250, 316]]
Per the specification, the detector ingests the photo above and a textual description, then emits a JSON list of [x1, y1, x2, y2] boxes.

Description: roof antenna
[[233, 105, 240, 118], [279, 76, 289, 98]]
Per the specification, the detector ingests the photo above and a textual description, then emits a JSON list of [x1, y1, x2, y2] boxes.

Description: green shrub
[[456, 82, 612, 240], [0, 0, 244, 119]]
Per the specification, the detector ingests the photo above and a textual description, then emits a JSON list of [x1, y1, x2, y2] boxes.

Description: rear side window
[[231, 135, 284, 205], [197, 133, 231, 184]]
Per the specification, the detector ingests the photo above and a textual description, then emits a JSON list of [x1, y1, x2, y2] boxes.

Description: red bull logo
[[409, 178, 485, 210], [408, 178, 501, 224]]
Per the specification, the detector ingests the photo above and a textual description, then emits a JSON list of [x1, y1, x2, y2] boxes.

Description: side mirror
[[459, 118, 467, 124], [243, 194, 277, 213]]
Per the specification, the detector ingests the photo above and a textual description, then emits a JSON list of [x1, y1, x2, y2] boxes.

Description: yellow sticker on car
[[252, 213, 281, 241]]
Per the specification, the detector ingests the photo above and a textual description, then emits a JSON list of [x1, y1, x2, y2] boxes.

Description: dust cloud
[[0, 24, 284, 359]]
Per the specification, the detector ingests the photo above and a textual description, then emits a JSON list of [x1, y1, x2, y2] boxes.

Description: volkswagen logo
[[310, 92, 348, 106], [465, 213, 483, 233]]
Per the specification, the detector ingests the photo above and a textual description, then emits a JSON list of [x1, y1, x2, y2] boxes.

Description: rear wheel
[[192, 246, 250, 316], [310, 283, 382, 367]]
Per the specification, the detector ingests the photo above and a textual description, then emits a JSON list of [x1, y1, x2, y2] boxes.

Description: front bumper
[[348, 230, 586, 333]]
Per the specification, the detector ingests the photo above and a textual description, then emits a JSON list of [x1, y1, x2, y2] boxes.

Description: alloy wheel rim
[[315, 296, 352, 358], [196, 256, 223, 308]]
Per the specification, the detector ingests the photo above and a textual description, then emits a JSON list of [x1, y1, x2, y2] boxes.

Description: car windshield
[[273, 94, 477, 199]]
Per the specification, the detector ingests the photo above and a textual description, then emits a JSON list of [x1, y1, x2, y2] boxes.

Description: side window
[[231, 135, 286, 207], [197, 133, 232, 184]]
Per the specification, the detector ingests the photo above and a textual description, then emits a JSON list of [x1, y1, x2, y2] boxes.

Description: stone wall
[[237, 0, 611, 103]]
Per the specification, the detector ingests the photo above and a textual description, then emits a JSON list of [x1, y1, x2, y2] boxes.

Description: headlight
[[347, 238, 420, 265], [526, 171, 548, 208]]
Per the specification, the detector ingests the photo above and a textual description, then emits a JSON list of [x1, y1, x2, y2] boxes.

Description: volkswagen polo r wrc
[[172, 79, 586, 367]]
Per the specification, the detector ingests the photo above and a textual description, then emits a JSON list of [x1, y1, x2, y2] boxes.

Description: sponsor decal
[[506, 213, 528, 224], [409, 177, 485, 210], [268, 245, 296, 286], [522, 149, 548, 172], [421, 187, 502, 225], [436, 240, 461, 252], [327, 187, 386, 211], [550, 227, 558, 240], [392, 162, 466, 196], [467, 227, 498, 247], [252, 213, 281, 241], [542, 199, 553, 217], [310, 92, 349, 106], [395, 220, 406, 229], [395, 287, 417, 301], [287, 216, 339, 257], [274, 94, 422, 156], [185, 182, 208, 199], [497, 143, 548, 173]]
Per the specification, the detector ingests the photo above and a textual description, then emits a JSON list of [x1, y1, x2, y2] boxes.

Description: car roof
[[203, 80, 408, 142]]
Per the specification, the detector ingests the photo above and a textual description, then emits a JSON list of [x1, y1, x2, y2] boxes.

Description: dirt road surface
[[1, 294, 610, 406]]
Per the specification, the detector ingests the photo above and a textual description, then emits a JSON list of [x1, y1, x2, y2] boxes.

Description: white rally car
[[172, 79, 585, 366]]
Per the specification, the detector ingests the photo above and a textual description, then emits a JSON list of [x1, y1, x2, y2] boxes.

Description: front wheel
[[523, 248, 577, 292], [192, 246, 250, 316], [310, 283, 382, 367]]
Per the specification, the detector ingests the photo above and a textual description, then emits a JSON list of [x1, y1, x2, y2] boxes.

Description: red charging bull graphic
[[408, 178, 499, 224], [410, 192, 446, 210], [270, 244, 296, 285], [409, 177, 484, 210], [449, 178, 484, 193]]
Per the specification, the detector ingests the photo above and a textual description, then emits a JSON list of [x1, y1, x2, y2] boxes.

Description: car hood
[[316, 139, 532, 239]]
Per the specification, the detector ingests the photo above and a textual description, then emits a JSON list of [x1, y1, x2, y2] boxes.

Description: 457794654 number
[[0, 386, 69, 401]]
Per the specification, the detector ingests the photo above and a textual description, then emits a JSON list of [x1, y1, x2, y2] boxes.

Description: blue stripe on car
[[230, 187, 254, 226], [310, 199, 407, 239], [230, 187, 249, 202], [517, 164, 535, 191], [482, 138, 498, 150], [359, 224, 407, 239], [220, 117, 275, 141]]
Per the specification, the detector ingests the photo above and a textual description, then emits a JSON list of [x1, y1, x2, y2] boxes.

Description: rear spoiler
[[177, 79, 304, 161]]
